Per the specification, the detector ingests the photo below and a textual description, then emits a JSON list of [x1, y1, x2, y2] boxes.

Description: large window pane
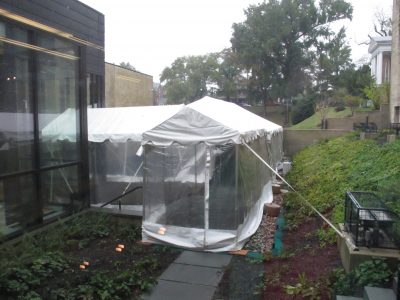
[[0, 22, 34, 175], [36, 32, 78, 57], [37, 41, 79, 167], [0, 175, 38, 236], [41, 165, 79, 221]]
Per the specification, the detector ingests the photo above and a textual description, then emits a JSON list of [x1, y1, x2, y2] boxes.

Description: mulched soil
[[263, 217, 341, 299], [214, 194, 341, 300]]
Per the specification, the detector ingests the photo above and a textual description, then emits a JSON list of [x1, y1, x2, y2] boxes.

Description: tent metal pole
[[234, 144, 239, 243], [143, 146, 147, 221], [204, 147, 210, 249]]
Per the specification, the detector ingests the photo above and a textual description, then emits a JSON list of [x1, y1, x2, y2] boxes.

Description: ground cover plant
[[213, 133, 400, 299], [284, 133, 400, 232], [265, 133, 399, 298], [0, 211, 180, 299], [331, 258, 393, 296]]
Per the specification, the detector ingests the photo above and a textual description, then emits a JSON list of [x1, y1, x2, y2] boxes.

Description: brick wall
[[105, 63, 153, 107]]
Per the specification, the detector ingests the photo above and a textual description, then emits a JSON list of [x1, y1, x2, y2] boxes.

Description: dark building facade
[[0, 0, 105, 237]]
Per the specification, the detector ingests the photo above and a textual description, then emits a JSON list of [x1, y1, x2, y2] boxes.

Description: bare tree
[[370, 9, 392, 37], [359, 9, 392, 45], [315, 95, 332, 129]]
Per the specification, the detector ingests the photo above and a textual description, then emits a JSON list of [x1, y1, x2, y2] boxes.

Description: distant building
[[369, 36, 392, 85], [390, 0, 400, 123], [105, 63, 153, 107]]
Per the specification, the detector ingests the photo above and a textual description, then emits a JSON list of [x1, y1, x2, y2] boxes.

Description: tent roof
[[42, 97, 282, 145], [88, 105, 182, 142], [143, 96, 282, 146], [42, 105, 183, 143]]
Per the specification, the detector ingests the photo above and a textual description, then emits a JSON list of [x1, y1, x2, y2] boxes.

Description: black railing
[[353, 122, 378, 133], [390, 123, 400, 136], [100, 186, 143, 211], [344, 191, 400, 249]]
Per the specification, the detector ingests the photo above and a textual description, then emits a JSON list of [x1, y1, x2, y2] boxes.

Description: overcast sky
[[80, 0, 392, 82]]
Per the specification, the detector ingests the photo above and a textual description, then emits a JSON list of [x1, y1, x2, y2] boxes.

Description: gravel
[[244, 194, 282, 253]]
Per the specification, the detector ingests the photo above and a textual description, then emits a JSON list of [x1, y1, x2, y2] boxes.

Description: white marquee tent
[[42, 97, 283, 251], [141, 97, 282, 251]]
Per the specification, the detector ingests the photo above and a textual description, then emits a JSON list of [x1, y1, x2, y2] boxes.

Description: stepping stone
[[143, 250, 232, 300], [174, 251, 231, 268], [336, 296, 362, 300], [160, 263, 223, 287], [144, 280, 216, 300], [363, 286, 396, 300]]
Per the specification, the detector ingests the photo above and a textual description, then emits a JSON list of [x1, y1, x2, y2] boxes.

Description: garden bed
[[262, 217, 341, 299], [0, 211, 181, 299]]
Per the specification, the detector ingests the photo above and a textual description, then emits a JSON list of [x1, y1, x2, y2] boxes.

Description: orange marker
[[79, 264, 86, 270], [83, 261, 90, 266], [116, 247, 122, 252], [117, 244, 125, 249]]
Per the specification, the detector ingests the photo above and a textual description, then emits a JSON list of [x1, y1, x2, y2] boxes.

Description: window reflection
[[37, 45, 79, 167], [41, 165, 79, 221], [0, 22, 34, 175], [0, 175, 38, 236]]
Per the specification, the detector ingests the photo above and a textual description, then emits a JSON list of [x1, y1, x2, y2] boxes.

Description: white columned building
[[369, 36, 392, 85]]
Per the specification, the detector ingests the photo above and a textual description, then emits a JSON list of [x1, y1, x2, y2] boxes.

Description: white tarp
[[143, 96, 283, 146]]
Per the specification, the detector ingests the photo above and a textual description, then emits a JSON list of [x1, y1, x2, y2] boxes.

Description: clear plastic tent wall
[[89, 140, 143, 209], [142, 137, 280, 251], [86, 105, 182, 209], [142, 97, 283, 251]]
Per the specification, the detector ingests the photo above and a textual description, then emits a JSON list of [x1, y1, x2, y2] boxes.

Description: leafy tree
[[231, 0, 353, 108], [160, 54, 219, 104], [363, 82, 390, 109], [119, 62, 136, 71], [344, 94, 361, 116], [314, 27, 352, 92], [336, 65, 374, 98], [212, 49, 244, 102], [291, 93, 316, 124]]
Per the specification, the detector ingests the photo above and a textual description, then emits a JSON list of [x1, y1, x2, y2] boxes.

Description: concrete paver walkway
[[144, 251, 232, 300]]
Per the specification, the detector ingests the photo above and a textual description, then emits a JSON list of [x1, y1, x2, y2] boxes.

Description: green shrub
[[291, 95, 315, 125], [331, 258, 393, 296], [335, 105, 345, 112], [354, 258, 393, 287]]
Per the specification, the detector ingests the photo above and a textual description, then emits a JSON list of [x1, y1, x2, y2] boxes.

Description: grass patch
[[290, 107, 375, 130]]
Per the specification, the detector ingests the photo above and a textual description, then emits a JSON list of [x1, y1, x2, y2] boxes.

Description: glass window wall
[[0, 19, 85, 238], [0, 23, 34, 176]]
